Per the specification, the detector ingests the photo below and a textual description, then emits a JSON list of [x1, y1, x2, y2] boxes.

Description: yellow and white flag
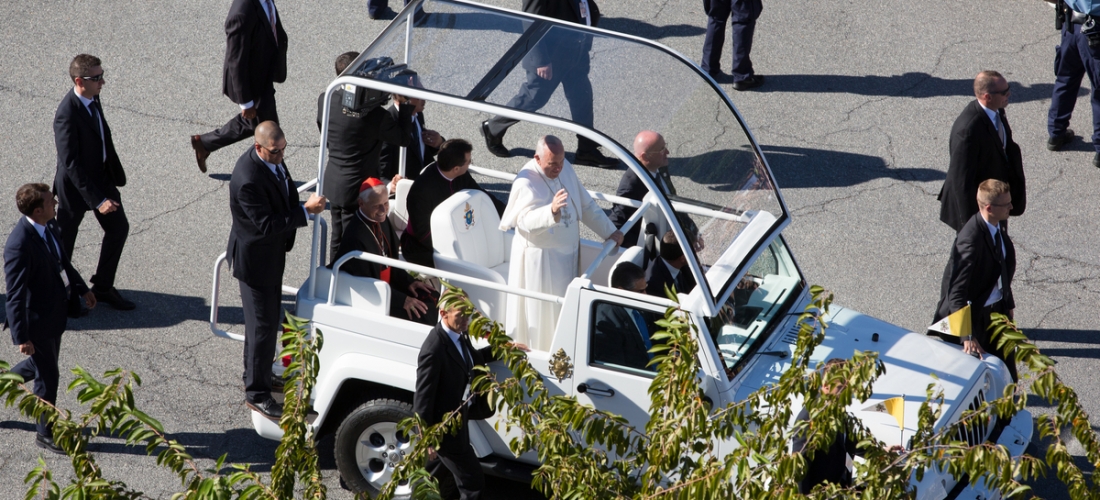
[[864, 396, 905, 430], [927, 304, 971, 338]]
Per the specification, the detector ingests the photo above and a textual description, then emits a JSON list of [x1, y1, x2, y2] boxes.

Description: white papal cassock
[[499, 159, 618, 351]]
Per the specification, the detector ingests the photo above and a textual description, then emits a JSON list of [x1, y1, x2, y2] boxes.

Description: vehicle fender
[[312, 352, 418, 429]]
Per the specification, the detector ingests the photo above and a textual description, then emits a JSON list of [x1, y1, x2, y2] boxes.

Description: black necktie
[[411, 118, 422, 166], [44, 227, 61, 264], [274, 165, 289, 198], [460, 333, 474, 372]]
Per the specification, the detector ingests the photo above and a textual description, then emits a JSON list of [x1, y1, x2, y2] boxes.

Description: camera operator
[[1047, 0, 1100, 167], [317, 52, 416, 260]]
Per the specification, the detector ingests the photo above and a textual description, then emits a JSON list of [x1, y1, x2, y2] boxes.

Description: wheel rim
[[355, 421, 415, 493]]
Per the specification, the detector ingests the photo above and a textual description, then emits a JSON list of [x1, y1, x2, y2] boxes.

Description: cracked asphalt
[[0, 0, 1092, 497]]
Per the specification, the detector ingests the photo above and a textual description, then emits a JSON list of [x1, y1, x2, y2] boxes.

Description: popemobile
[[209, 1, 1031, 497]]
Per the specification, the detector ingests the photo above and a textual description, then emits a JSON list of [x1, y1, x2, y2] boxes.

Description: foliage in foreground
[[384, 284, 1100, 500], [1, 285, 1098, 499]]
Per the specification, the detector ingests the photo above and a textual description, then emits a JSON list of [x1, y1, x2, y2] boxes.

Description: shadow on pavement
[[757, 73, 1073, 104]]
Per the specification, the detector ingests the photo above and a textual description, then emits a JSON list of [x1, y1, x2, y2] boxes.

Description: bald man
[[499, 135, 622, 350], [227, 121, 326, 418]]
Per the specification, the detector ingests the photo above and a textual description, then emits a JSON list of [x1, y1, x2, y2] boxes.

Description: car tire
[[334, 399, 417, 498]]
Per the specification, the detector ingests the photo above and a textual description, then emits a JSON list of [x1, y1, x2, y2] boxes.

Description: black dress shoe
[[573, 149, 619, 168], [246, 396, 283, 419], [36, 434, 65, 455], [480, 121, 511, 158], [1093, 152, 1100, 169], [1047, 129, 1074, 151], [92, 286, 136, 311], [732, 74, 765, 91], [271, 373, 285, 392]]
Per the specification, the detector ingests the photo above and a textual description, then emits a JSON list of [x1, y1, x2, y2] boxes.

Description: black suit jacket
[[222, 0, 288, 105], [316, 91, 415, 208], [522, 0, 600, 70], [400, 164, 506, 267], [4, 217, 88, 346], [333, 211, 418, 318], [413, 324, 493, 450], [609, 167, 676, 247], [938, 100, 1026, 231], [53, 90, 126, 213], [379, 105, 440, 181], [227, 147, 308, 287], [647, 259, 696, 297], [935, 213, 1016, 345], [592, 305, 652, 370]]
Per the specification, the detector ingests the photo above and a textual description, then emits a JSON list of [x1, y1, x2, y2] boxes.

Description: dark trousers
[[700, 0, 762, 82], [976, 301, 1018, 383], [485, 53, 599, 153], [328, 204, 358, 265], [1048, 22, 1100, 150], [199, 87, 279, 154], [56, 204, 129, 290], [11, 334, 62, 437], [427, 427, 484, 500], [239, 280, 282, 400]]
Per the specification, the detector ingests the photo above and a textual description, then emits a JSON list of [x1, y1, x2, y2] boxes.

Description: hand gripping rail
[[330, 251, 564, 306], [580, 200, 650, 280], [209, 182, 327, 341]]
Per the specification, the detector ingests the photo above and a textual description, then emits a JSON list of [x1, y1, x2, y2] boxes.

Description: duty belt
[[1069, 8, 1089, 24]]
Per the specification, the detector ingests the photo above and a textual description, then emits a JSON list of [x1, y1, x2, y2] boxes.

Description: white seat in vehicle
[[389, 178, 415, 234], [607, 245, 646, 285], [308, 266, 391, 313], [431, 189, 512, 323]]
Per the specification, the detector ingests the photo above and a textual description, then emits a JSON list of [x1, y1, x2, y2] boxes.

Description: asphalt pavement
[[0, 0, 1092, 497]]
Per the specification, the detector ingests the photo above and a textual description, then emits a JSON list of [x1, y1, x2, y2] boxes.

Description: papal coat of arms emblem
[[463, 202, 475, 229]]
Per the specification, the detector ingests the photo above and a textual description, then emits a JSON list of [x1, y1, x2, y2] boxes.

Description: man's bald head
[[254, 121, 284, 148], [633, 130, 668, 172], [534, 135, 566, 179]]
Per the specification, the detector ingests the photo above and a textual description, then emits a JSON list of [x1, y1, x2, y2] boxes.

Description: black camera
[[339, 56, 414, 113]]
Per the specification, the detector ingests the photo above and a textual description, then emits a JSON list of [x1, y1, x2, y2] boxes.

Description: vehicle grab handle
[[577, 383, 615, 398]]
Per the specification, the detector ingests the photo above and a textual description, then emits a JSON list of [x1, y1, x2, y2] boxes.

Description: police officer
[[1047, 0, 1100, 167]]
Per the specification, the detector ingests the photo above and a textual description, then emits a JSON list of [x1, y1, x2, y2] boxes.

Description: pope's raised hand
[[551, 189, 568, 221]]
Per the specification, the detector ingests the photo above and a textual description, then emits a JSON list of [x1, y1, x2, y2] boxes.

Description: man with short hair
[[334, 178, 437, 324], [400, 139, 506, 268], [933, 179, 1018, 381], [191, 0, 289, 173], [379, 86, 444, 182], [227, 121, 326, 418], [53, 54, 134, 312], [4, 183, 96, 453], [592, 262, 653, 370], [647, 230, 696, 297], [499, 135, 623, 350], [938, 70, 1026, 232], [316, 51, 416, 260]]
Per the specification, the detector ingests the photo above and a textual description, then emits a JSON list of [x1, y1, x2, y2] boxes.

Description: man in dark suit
[[701, 0, 764, 90], [592, 262, 653, 370], [938, 71, 1026, 232], [933, 179, 1018, 381], [401, 139, 506, 268], [53, 54, 134, 312], [192, 0, 289, 173], [334, 178, 437, 324], [610, 130, 680, 248], [380, 91, 443, 182], [479, 0, 618, 168], [414, 297, 522, 500], [227, 121, 326, 418], [647, 231, 696, 297], [316, 52, 417, 260], [4, 183, 97, 453]]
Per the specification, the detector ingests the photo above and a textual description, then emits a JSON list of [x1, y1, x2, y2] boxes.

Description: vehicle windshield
[[350, 0, 789, 308], [706, 237, 803, 377]]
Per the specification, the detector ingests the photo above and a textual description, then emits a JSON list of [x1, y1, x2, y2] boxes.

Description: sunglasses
[[81, 73, 104, 82]]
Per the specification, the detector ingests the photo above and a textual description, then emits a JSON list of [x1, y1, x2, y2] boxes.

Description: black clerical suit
[[4, 217, 89, 438], [414, 323, 495, 500], [400, 165, 506, 268], [609, 167, 677, 248], [484, 0, 604, 154], [227, 146, 308, 401], [316, 90, 414, 260], [791, 408, 861, 493], [198, 0, 289, 154], [379, 105, 440, 182], [53, 88, 129, 291], [647, 259, 696, 298], [333, 210, 436, 324], [933, 212, 1017, 381], [938, 100, 1026, 232]]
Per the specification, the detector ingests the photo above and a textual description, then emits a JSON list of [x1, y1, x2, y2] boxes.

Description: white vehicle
[[210, 1, 1031, 498]]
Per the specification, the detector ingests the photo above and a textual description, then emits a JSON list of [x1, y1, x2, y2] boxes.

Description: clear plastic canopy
[[340, 0, 789, 307]]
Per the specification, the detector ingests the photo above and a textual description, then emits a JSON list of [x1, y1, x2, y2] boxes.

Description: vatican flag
[[927, 304, 972, 338], [864, 396, 905, 430]]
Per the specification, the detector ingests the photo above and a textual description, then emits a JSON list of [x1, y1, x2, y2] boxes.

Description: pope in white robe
[[499, 136, 623, 351]]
